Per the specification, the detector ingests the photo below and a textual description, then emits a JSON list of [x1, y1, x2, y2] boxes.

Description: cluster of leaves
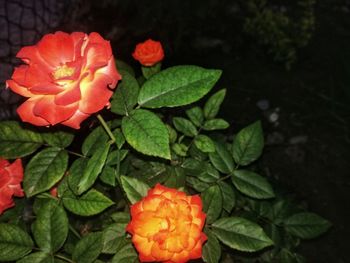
[[243, 0, 316, 69], [0, 62, 330, 263]]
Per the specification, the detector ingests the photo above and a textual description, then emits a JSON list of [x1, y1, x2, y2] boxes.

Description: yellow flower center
[[53, 65, 75, 79]]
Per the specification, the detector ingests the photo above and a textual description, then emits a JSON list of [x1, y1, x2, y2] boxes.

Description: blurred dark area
[[1, 0, 349, 262]]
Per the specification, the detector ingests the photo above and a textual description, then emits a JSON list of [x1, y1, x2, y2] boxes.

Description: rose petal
[[38, 31, 74, 67], [33, 96, 78, 125], [95, 56, 121, 89], [6, 80, 34, 97], [79, 73, 113, 114], [17, 98, 50, 126], [60, 110, 90, 129], [70, 32, 86, 59], [132, 211, 167, 238], [5, 159, 23, 183], [132, 235, 155, 262], [16, 45, 53, 69], [54, 81, 82, 105], [151, 242, 174, 262]]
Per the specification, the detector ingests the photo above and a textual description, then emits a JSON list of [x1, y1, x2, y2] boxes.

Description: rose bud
[[132, 39, 164, 66]]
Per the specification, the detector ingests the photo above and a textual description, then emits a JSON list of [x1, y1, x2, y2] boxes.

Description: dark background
[[1, 0, 349, 262]]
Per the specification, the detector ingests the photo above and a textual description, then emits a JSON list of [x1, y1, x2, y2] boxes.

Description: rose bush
[[0, 35, 330, 263], [0, 158, 23, 214], [6, 31, 121, 129], [126, 184, 207, 263], [132, 39, 164, 66]]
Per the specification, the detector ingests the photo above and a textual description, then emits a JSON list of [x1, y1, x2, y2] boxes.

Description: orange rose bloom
[[126, 184, 207, 263], [132, 39, 164, 66], [6, 31, 121, 129], [0, 158, 24, 214]]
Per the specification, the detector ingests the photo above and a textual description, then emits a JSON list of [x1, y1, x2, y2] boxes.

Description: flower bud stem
[[97, 114, 117, 144]]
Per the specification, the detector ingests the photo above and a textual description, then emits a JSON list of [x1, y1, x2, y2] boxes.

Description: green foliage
[[0, 121, 44, 158], [232, 120, 264, 166], [120, 175, 150, 204], [212, 217, 273, 252], [23, 147, 68, 197], [202, 185, 223, 224], [203, 229, 221, 263], [62, 189, 114, 216], [232, 170, 275, 199], [72, 232, 103, 263], [77, 143, 110, 194], [0, 61, 329, 263], [284, 212, 331, 239], [0, 223, 33, 261], [111, 70, 140, 115], [32, 199, 68, 253], [122, 109, 170, 159], [138, 65, 222, 108], [243, 0, 316, 69]]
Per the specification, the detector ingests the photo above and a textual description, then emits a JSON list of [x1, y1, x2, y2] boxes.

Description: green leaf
[[232, 121, 264, 166], [100, 166, 116, 186], [172, 117, 198, 137], [217, 181, 236, 213], [82, 126, 109, 157], [102, 223, 128, 254], [120, 176, 150, 204], [202, 185, 222, 224], [112, 128, 126, 149], [32, 199, 68, 253], [68, 158, 88, 195], [231, 170, 274, 199], [186, 176, 210, 192], [171, 143, 188, 157], [116, 60, 135, 77], [209, 142, 235, 174], [17, 252, 54, 263], [110, 212, 131, 223], [24, 147, 68, 197], [212, 217, 273, 252], [194, 135, 215, 153], [63, 189, 114, 216], [284, 212, 331, 239], [204, 89, 226, 119], [138, 65, 222, 108], [202, 119, 229, 131], [106, 149, 128, 165], [122, 109, 170, 159], [42, 130, 74, 148], [164, 167, 186, 189], [188, 144, 207, 161], [185, 106, 204, 127], [203, 229, 221, 263], [182, 159, 219, 183], [77, 143, 111, 194], [197, 163, 220, 183], [141, 63, 161, 79], [0, 121, 43, 158], [111, 242, 138, 263], [111, 70, 140, 115], [0, 223, 33, 261], [72, 232, 103, 263], [166, 124, 177, 144]]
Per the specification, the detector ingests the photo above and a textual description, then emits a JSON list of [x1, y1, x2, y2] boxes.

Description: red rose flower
[[0, 158, 24, 214], [132, 39, 164, 66], [126, 184, 207, 263], [6, 31, 121, 129]]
